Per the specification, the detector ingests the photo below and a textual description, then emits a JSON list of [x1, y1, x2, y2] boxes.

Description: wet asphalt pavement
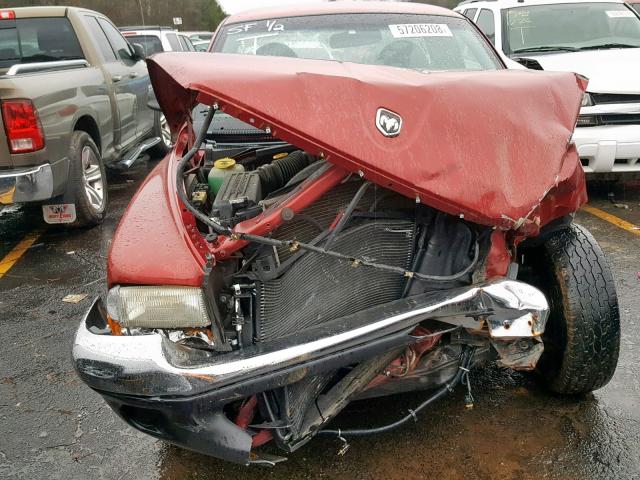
[[1, 164, 639, 480]]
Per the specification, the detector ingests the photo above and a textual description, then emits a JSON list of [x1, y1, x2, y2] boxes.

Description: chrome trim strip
[[5, 59, 89, 76], [581, 104, 640, 115], [0, 164, 49, 179], [73, 279, 548, 398]]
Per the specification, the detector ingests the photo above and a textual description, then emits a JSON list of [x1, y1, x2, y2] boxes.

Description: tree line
[[6, 0, 227, 30]]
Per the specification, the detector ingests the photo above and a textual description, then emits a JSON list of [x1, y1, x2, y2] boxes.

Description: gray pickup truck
[[0, 6, 171, 227]]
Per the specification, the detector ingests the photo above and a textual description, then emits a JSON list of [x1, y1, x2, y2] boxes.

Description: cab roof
[[456, 0, 625, 8], [5, 6, 99, 18], [224, 1, 461, 25]]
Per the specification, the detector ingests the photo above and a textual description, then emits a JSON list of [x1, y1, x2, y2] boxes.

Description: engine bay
[[180, 138, 487, 353]]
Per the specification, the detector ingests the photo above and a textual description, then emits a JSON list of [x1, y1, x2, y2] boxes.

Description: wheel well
[[74, 115, 101, 153]]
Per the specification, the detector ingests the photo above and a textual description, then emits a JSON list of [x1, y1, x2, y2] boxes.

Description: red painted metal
[[109, 50, 589, 287], [235, 395, 258, 430], [107, 131, 206, 287], [234, 395, 274, 447], [486, 230, 511, 278], [366, 326, 443, 391], [212, 164, 348, 259], [251, 429, 273, 448], [148, 53, 588, 235]]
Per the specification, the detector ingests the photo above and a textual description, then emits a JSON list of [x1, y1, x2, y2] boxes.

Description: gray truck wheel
[[148, 112, 172, 158], [66, 131, 107, 227], [520, 224, 620, 394]]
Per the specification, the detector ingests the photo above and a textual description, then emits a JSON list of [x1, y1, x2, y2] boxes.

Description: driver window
[[97, 18, 134, 61]]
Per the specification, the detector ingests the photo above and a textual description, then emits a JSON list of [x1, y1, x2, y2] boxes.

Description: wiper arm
[[578, 43, 639, 50], [512, 45, 580, 54]]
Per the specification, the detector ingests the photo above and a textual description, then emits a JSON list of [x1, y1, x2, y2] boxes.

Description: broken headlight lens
[[106, 286, 211, 329]]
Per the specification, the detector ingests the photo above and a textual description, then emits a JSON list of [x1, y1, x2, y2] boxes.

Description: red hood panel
[[148, 52, 587, 231]]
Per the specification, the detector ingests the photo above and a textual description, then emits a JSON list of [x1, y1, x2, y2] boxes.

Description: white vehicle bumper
[[573, 125, 640, 173]]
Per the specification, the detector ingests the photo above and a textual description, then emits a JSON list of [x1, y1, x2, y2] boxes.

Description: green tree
[[206, 0, 227, 30], [1, 0, 227, 30]]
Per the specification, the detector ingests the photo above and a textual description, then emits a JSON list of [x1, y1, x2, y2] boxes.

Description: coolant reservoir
[[208, 158, 245, 195]]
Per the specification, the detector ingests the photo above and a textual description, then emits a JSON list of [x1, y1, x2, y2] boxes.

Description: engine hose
[[177, 106, 480, 282], [257, 150, 312, 194], [316, 346, 475, 438], [324, 181, 371, 250], [176, 106, 232, 237]]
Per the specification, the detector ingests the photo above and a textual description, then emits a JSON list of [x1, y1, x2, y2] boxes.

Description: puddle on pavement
[[153, 366, 639, 480]]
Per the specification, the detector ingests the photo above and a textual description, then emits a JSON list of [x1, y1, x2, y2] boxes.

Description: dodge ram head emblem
[[376, 108, 402, 137]]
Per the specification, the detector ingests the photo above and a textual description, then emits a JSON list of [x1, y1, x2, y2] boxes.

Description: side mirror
[[132, 43, 146, 60]]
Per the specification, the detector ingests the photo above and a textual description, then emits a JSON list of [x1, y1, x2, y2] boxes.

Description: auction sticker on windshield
[[389, 24, 453, 38], [605, 10, 635, 18]]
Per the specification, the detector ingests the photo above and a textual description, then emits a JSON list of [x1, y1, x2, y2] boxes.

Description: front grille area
[[592, 93, 640, 105], [256, 219, 416, 342], [579, 113, 640, 127]]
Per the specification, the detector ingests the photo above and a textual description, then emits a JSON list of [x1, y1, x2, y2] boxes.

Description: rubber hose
[[257, 150, 311, 194]]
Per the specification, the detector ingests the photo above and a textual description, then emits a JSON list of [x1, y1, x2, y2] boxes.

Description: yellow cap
[[214, 158, 236, 169]]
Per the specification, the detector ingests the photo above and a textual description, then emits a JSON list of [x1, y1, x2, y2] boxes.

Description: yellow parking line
[[0, 231, 42, 279], [582, 205, 640, 237]]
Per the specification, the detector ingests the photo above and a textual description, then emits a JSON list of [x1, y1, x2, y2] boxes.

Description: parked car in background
[[183, 30, 213, 42], [177, 32, 196, 51], [74, 2, 619, 466], [192, 40, 210, 51], [120, 26, 192, 55], [455, 0, 640, 175], [0, 7, 170, 227]]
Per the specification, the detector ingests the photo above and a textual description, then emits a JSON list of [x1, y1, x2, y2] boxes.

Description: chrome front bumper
[[73, 279, 549, 399], [0, 163, 54, 204]]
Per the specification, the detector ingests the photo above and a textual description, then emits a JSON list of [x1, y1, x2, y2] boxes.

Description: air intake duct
[[257, 150, 312, 194]]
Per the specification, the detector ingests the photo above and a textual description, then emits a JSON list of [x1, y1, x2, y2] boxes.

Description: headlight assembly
[[106, 286, 211, 329]]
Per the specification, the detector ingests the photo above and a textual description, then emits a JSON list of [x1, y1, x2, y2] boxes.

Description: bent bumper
[[573, 125, 640, 173], [0, 163, 54, 204], [73, 279, 548, 399], [73, 279, 548, 464]]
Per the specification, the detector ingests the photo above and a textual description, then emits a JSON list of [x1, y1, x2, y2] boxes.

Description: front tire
[[65, 131, 108, 227], [521, 224, 620, 394]]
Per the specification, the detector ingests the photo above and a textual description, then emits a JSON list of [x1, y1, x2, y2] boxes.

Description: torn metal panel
[[493, 338, 544, 371], [148, 53, 588, 233]]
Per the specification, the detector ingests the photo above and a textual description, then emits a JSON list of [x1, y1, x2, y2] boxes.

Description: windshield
[[0, 17, 84, 68], [502, 3, 640, 55], [214, 13, 502, 71], [631, 4, 640, 15]]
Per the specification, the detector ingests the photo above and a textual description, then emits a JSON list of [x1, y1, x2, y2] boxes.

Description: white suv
[[120, 26, 194, 55], [455, 0, 640, 174]]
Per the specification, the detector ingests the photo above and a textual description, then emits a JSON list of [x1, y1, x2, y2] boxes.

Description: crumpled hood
[[148, 52, 587, 232], [521, 48, 640, 93]]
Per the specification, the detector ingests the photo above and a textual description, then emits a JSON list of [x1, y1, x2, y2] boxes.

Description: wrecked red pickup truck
[[73, 4, 619, 465]]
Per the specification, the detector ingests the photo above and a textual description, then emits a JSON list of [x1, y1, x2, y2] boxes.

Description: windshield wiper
[[578, 43, 639, 50], [512, 45, 580, 54]]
